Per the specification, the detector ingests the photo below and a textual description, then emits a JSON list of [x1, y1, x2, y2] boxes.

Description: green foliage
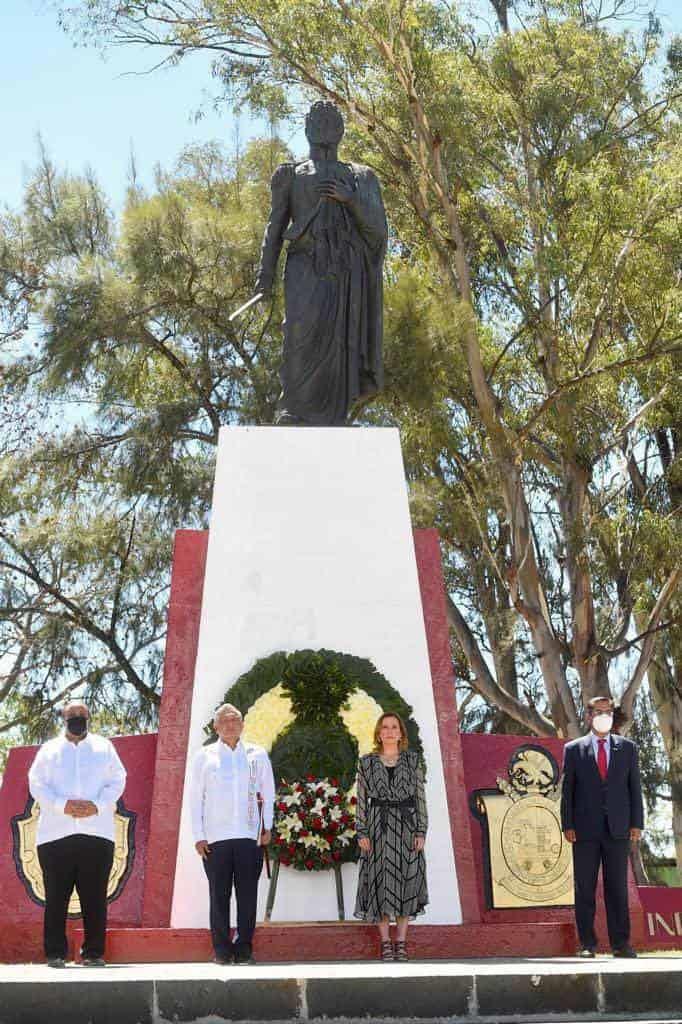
[[280, 650, 354, 722], [271, 720, 359, 789], [0, 136, 290, 740]]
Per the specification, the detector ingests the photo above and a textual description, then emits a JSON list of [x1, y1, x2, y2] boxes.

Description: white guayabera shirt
[[190, 739, 275, 844], [28, 733, 127, 846]]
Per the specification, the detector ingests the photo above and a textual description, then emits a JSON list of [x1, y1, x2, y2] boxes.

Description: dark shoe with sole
[[578, 947, 596, 958], [81, 957, 106, 967], [47, 957, 66, 969], [612, 946, 637, 958], [213, 953, 234, 965], [234, 952, 255, 965]]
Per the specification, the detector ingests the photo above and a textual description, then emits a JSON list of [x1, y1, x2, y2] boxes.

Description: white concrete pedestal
[[170, 427, 461, 927]]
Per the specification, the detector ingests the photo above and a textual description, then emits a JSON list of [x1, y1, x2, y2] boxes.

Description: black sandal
[[380, 940, 394, 961], [394, 940, 408, 962]]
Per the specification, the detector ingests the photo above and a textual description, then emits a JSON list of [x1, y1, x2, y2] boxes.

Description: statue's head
[[305, 101, 344, 148]]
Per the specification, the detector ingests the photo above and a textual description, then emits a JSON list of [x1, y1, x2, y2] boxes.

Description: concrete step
[[0, 958, 681, 1024]]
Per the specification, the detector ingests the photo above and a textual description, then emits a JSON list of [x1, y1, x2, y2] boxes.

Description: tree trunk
[[640, 637, 682, 884], [670, 777, 682, 885]]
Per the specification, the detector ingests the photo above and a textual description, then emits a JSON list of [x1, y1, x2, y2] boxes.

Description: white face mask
[[592, 713, 613, 734]]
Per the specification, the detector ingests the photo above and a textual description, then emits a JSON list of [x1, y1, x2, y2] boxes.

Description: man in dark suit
[[561, 696, 644, 958]]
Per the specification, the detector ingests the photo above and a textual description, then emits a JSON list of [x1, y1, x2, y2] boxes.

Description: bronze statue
[[252, 101, 387, 425]]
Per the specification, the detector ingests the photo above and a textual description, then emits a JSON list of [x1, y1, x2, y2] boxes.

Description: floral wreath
[[271, 775, 358, 871], [205, 649, 423, 762]]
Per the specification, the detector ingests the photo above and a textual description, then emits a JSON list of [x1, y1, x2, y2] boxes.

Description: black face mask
[[66, 715, 87, 737]]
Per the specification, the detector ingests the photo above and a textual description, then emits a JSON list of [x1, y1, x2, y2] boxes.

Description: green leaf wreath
[[206, 648, 423, 791]]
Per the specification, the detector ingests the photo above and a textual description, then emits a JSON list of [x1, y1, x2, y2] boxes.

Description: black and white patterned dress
[[354, 750, 429, 922]]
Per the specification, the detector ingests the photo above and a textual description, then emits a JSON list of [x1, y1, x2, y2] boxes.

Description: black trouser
[[202, 838, 264, 957], [37, 834, 114, 960], [572, 834, 631, 950]]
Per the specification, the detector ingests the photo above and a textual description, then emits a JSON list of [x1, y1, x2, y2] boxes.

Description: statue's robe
[[256, 159, 387, 425]]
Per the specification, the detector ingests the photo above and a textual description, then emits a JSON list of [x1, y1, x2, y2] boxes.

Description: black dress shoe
[[47, 957, 66, 969], [234, 953, 256, 965], [213, 954, 234, 965], [578, 947, 596, 958], [81, 957, 106, 967], [612, 946, 637, 958]]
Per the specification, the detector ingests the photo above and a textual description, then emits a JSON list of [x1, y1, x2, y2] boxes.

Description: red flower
[[305, 859, 314, 870], [298, 811, 306, 820], [299, 830, 309, 838], [312, 817, 323, 830], [281, 857, 291, 866], [306, 774, 315, 782], [328, 821, 339, 832], [332, 851, 341, 861], [316, 787, 325, 798], [340, 814, 350, 825], [288, 844, 296, 854], [325, 835, 335, 845], [350, 796, 357, 805], [277, 802, 288, 812], [330, 777, 339, 786], [332, 795, 342, 805]]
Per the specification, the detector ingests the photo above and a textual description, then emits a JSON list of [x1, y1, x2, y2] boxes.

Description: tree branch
[[446, 593, 556, 736]]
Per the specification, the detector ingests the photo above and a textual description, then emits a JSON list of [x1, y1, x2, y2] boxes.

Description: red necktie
[[597, 738, 608, 781]]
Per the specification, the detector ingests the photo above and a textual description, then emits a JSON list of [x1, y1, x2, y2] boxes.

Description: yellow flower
[[340, 689, 383, 754], [242, 683, 382, 757], [242, 684, 294, 751]]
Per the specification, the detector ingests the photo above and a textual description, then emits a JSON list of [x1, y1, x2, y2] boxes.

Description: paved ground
[[1, 956, 682, 1024], [2, 952, 682, 982]]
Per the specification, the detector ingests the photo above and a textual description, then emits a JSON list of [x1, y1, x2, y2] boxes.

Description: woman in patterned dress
[[354, 713, 428, 961]]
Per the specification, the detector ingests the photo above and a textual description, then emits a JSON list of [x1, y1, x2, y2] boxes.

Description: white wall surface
[[170, 427, 462, 926]]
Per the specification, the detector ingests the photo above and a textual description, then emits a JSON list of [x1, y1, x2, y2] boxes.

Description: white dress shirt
[[190, 739, 275, 844], [28, 733, 127, 846], [591, 731, 611, 768]]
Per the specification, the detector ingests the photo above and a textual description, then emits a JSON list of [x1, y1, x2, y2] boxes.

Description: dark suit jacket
[[560, 733, 644, 841]]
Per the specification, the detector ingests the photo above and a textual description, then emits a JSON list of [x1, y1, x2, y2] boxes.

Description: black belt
[[371, 796, 416, 833]]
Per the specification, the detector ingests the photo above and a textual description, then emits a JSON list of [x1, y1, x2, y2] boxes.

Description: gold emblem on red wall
[[11, 797, 136, 916], [472, 745, 574, 909]]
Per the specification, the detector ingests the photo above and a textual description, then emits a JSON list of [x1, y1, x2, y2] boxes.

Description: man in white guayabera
[[28, 701, 126, 968], [191, 703, 275, 964]]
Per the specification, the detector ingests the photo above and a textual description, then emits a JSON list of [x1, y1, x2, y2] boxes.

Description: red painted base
[[69, 922, 576, 964]]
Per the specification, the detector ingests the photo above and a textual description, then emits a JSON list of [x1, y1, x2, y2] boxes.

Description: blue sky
[[3, 1, 681, 215], [0, 1, 280, 211]]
